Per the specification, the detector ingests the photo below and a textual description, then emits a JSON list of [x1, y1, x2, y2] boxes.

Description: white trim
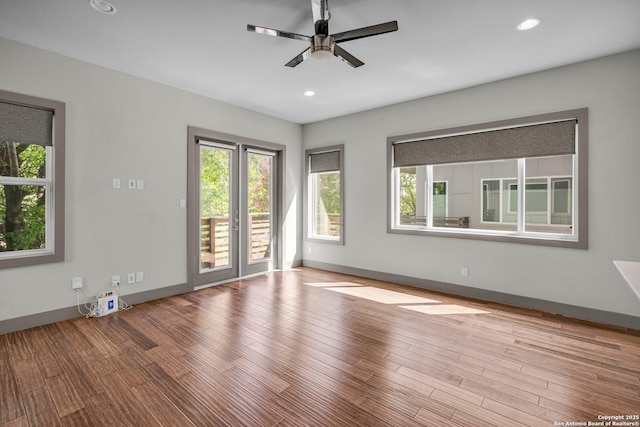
[[0, 176, 50, 186], [426, 165, 433, 228], [309, 170, 341, 241], [394, 161, 576, 240], [0, 143, 53, 259], [517, 159, 525, 234]]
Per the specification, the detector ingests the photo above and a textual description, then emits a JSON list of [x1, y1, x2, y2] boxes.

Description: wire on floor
[[75, 287, 132, 318]]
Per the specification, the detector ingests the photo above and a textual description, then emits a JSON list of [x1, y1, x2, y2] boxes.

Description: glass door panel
[[242, 148, 277, 275], [197, 142, 238, 284], [247, 151, 273, 262]]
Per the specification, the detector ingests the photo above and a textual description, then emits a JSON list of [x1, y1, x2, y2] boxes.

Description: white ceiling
[[1, 0, 639, 124]]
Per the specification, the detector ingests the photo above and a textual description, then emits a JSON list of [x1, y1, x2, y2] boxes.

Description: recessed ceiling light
[[90, 0, 117, 15], [517, 18, 541, 31], [303, 90, 316, 97]]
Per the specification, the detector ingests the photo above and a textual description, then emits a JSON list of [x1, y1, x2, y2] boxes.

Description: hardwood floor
[[1, 267, 639, 426]]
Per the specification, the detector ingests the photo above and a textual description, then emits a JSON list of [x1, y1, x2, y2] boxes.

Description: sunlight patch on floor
[[400, 304, 490, 315], [325, 286, 441, 305], [303, 282, 363, 287], [304, 281, 490, 315], [304, 281, 489, 315]]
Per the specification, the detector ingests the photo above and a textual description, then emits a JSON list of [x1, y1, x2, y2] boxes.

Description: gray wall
[[1, 34, 639, 329], [302, 49, 640, 319], [0, 37, 303, 324]]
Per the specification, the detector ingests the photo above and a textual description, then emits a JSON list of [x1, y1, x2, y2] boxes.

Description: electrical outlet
[[461, 267, 469, 277], [127, 273, 136, 284], [135, 272, 144, 283], [111, 275, 120, 287], [71, 277, 83, 290]]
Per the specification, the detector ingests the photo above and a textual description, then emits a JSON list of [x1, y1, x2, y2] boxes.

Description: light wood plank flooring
[[1, 267, 639, 426]]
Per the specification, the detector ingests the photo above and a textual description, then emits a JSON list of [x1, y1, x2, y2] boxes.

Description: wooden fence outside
[[315, 213, 341, 237], [200, 214, 271, 269]]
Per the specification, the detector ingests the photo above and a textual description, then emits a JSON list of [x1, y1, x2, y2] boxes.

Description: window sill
[[388, 226, 585, 249], [306, 236, 344, 245]]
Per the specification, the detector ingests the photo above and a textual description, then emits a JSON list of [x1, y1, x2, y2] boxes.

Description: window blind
[[393, 119, 576, 168], [0, 101, 53, 146], [309, 150, 340, 173]]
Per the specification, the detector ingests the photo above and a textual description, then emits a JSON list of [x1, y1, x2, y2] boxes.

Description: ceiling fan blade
[[285, 47, 312, 67], [332, 21, 398, 43], [247, 25, 311, 42], [333, 45, 364, 68]]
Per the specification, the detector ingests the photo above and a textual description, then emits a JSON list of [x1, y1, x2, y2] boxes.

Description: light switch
[[136, 180, 144, 190], [128, 179, 136, 189], [112, 178, 121, 189]]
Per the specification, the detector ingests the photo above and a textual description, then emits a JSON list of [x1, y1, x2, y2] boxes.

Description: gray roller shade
[[0, 101, 53, 146], [393, 120, 576, 167], [310, 150, 340, 173]]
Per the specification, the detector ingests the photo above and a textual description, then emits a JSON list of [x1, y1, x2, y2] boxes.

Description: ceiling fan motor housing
[[311, 34, 334, 61]]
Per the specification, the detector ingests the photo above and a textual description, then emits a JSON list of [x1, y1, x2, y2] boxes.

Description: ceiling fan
[[247, 0, 398, 68]]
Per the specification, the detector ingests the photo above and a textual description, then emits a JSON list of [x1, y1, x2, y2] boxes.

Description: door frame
[[187, 126, 285, 289]]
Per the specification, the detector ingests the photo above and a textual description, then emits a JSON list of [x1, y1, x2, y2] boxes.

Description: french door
[[188, 128, 282, 288]]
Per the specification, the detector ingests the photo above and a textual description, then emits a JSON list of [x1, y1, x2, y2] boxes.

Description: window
[[0, 90, 65, 268], [397, 167, 447, 227], [482, 175, 573, 230], [305, 145, 344, 244], [387, 109, 588, 248]]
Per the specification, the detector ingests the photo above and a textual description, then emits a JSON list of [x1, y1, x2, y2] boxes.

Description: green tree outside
[[0, 141, 47, 252], [199, 148, 273, 217], [317, 172, 340, 215], [199, 148, 230, 217], [399, 168, 417, 216], [247, 153, 271, 214], [398, 168, 447, 218]]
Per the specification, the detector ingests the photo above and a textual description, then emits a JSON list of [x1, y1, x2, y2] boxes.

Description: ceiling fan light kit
[[311, 35, 333, 61], [247, 0, 398, 68]]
